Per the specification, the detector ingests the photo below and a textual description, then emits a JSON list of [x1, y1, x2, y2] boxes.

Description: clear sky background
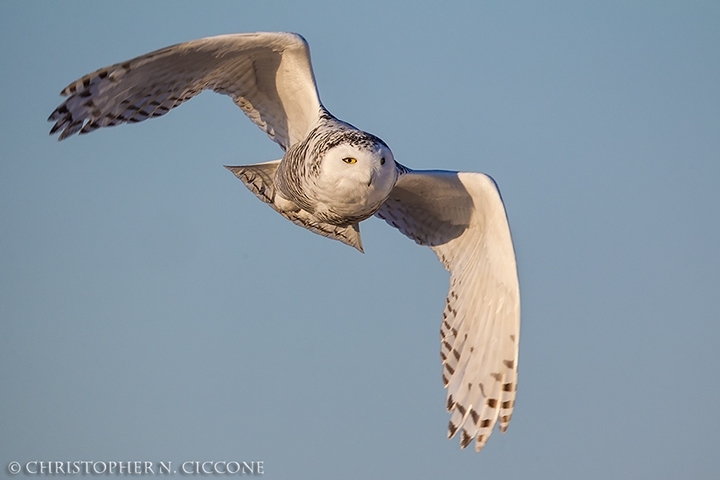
[[1, 2, 719, 479]]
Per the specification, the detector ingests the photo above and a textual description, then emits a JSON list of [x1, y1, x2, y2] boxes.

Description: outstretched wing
[[48, 32, 322, 149], [376, 168, 520, 452]]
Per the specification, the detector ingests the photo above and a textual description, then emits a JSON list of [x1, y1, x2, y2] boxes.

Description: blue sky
[[1, 2, 719, 479]]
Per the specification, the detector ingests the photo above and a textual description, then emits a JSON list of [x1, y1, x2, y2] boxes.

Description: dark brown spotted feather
[[48, 33, 322, 147], [376, 170, 520, 452]]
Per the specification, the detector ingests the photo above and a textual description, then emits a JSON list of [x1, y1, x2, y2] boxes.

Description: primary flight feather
[[49, 32, 520, 452]]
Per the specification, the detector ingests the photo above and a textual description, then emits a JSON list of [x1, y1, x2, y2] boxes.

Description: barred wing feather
[[48, 32, 322, 149], [376, 169, 520, 452]]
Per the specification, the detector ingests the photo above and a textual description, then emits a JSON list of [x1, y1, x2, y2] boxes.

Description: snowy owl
[[48, 32, 520, 452]]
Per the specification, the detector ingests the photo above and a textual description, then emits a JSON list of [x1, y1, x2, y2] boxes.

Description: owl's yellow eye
[[342, 157, 357, 164]]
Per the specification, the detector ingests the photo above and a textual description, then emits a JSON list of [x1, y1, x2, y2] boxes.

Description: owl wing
[[376, 167, 520, 452], [48, 32, 322, 149]]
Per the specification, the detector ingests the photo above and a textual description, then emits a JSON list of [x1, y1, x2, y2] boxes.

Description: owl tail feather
[[225, 161, 364, 253]]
